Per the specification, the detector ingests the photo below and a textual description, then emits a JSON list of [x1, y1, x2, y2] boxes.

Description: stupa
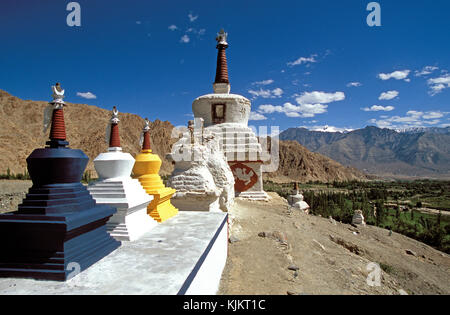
[[0, 84, 120, 281], [167, 118, 235, 212], [133, 119, 178, 222], [288, 183, 310, 213], [191, 29, 270, 201], [352, 210, 366, 226], [87, 107, 157, 241]]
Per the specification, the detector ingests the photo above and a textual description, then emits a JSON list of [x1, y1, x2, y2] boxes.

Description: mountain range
[[280, 126, 450, 179]]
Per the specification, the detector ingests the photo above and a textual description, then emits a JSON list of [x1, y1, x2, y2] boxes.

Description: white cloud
[[287, 55, 317, 67], [180, 35, 190, 43], [249, 112, 267, 121], [427, 74, 450, 95], [168, 25, 178, 31], [347, 82, 362, 87], [362, 105, 395, 112], [252, 79, 274, 86], [257, 102, 327, 118], [379, 90, 399, 101], [422, 111, 444, 119], [296, 91, 345, 105], [272, 88, 284, 97], [415, 66, 439, 77], [378, 70, 411, 81], [258, 104, 281, 114], [286, 112, 302, 118], [76, 92, 97, 99], [294, 103, 328, 117], [255, 91, 344, 119], [185, 27, 206, 36], [248, 88, 284, 99], [188, 13, 198, 22], [136, 21, 142, 25], [369, 110, 447, 129]]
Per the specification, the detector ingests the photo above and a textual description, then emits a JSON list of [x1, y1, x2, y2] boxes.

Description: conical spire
[[142, 118, 151, 151], [214, 29, 229, 85], [47, 83, 67, 147], [49, 107, 66, 141], [108, 106, 121, 148]]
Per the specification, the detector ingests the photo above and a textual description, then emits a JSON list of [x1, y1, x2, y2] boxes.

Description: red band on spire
[[215, 44, 229, 84], [142, 131, 151, 150], [109, 123, 121, 148], [49, 108, 67, 140]]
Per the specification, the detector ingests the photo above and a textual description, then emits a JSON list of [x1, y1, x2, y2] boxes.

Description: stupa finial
[[43, 83, 67, 146], [51, 82, 65, 106], [214, 29, 230, 88], [106, 106, 121, 149], [216, 29, 228, 47], [110, 106, 120, 124]]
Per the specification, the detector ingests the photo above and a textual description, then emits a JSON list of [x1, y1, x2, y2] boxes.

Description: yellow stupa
[[133, 119, 178, 222]]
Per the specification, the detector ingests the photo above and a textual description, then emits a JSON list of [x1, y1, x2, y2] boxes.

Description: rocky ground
[[0, 180, 32, 214], [219, 193, 450, 295]]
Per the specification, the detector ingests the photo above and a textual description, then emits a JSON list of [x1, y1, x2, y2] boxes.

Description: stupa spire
[[213, 29, 231, 94], [141, 118, 151, 151], [48, 83, 67, 143], [107, 106, 121, 149]]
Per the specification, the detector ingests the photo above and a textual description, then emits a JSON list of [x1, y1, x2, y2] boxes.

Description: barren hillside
[[265, 140, 368, 183], [0, 89, 176, 175], [220, 194, 450, 295]]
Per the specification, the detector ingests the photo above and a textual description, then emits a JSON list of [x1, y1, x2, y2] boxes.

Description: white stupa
[[167, 119, 235, 212], [288, 183, 310, 213], [87, 107, 157, 241], [191, 29, 270, 201]]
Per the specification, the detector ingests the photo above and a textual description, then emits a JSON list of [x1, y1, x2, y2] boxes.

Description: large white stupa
[[191, 30, 270, 200]]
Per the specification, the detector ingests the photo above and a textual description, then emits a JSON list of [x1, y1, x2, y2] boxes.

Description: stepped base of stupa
[[0, 212, 228, 295], [0, 201, 120, 281], [88, 178, 156, 241], [171, 191, 221, 212], [135, 173, 178, 223]]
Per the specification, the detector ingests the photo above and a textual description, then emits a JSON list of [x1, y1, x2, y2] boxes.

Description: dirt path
[[219, 193, 450, 295]]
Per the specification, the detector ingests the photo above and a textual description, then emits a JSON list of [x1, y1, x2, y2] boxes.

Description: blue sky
[[1, 0, 449, 132]]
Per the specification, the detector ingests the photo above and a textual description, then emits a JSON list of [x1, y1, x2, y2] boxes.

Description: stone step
[[89, 193, 127, 199]]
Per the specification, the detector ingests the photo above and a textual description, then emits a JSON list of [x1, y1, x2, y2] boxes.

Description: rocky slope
[[219, 194, 450, 295], [0, 89, 176, 175], [265, 140, 368, 182]]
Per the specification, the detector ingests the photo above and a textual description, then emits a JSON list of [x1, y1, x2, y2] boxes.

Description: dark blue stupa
[[0, 84, 120, 281]]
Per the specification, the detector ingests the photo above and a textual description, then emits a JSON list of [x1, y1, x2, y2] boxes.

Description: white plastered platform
[[0, 212, 228, 295]]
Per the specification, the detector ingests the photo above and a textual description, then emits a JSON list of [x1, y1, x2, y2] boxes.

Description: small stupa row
[[0, 84, 178, 281], [88, 107, 178, 240], [87, 108, 155, 241]]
